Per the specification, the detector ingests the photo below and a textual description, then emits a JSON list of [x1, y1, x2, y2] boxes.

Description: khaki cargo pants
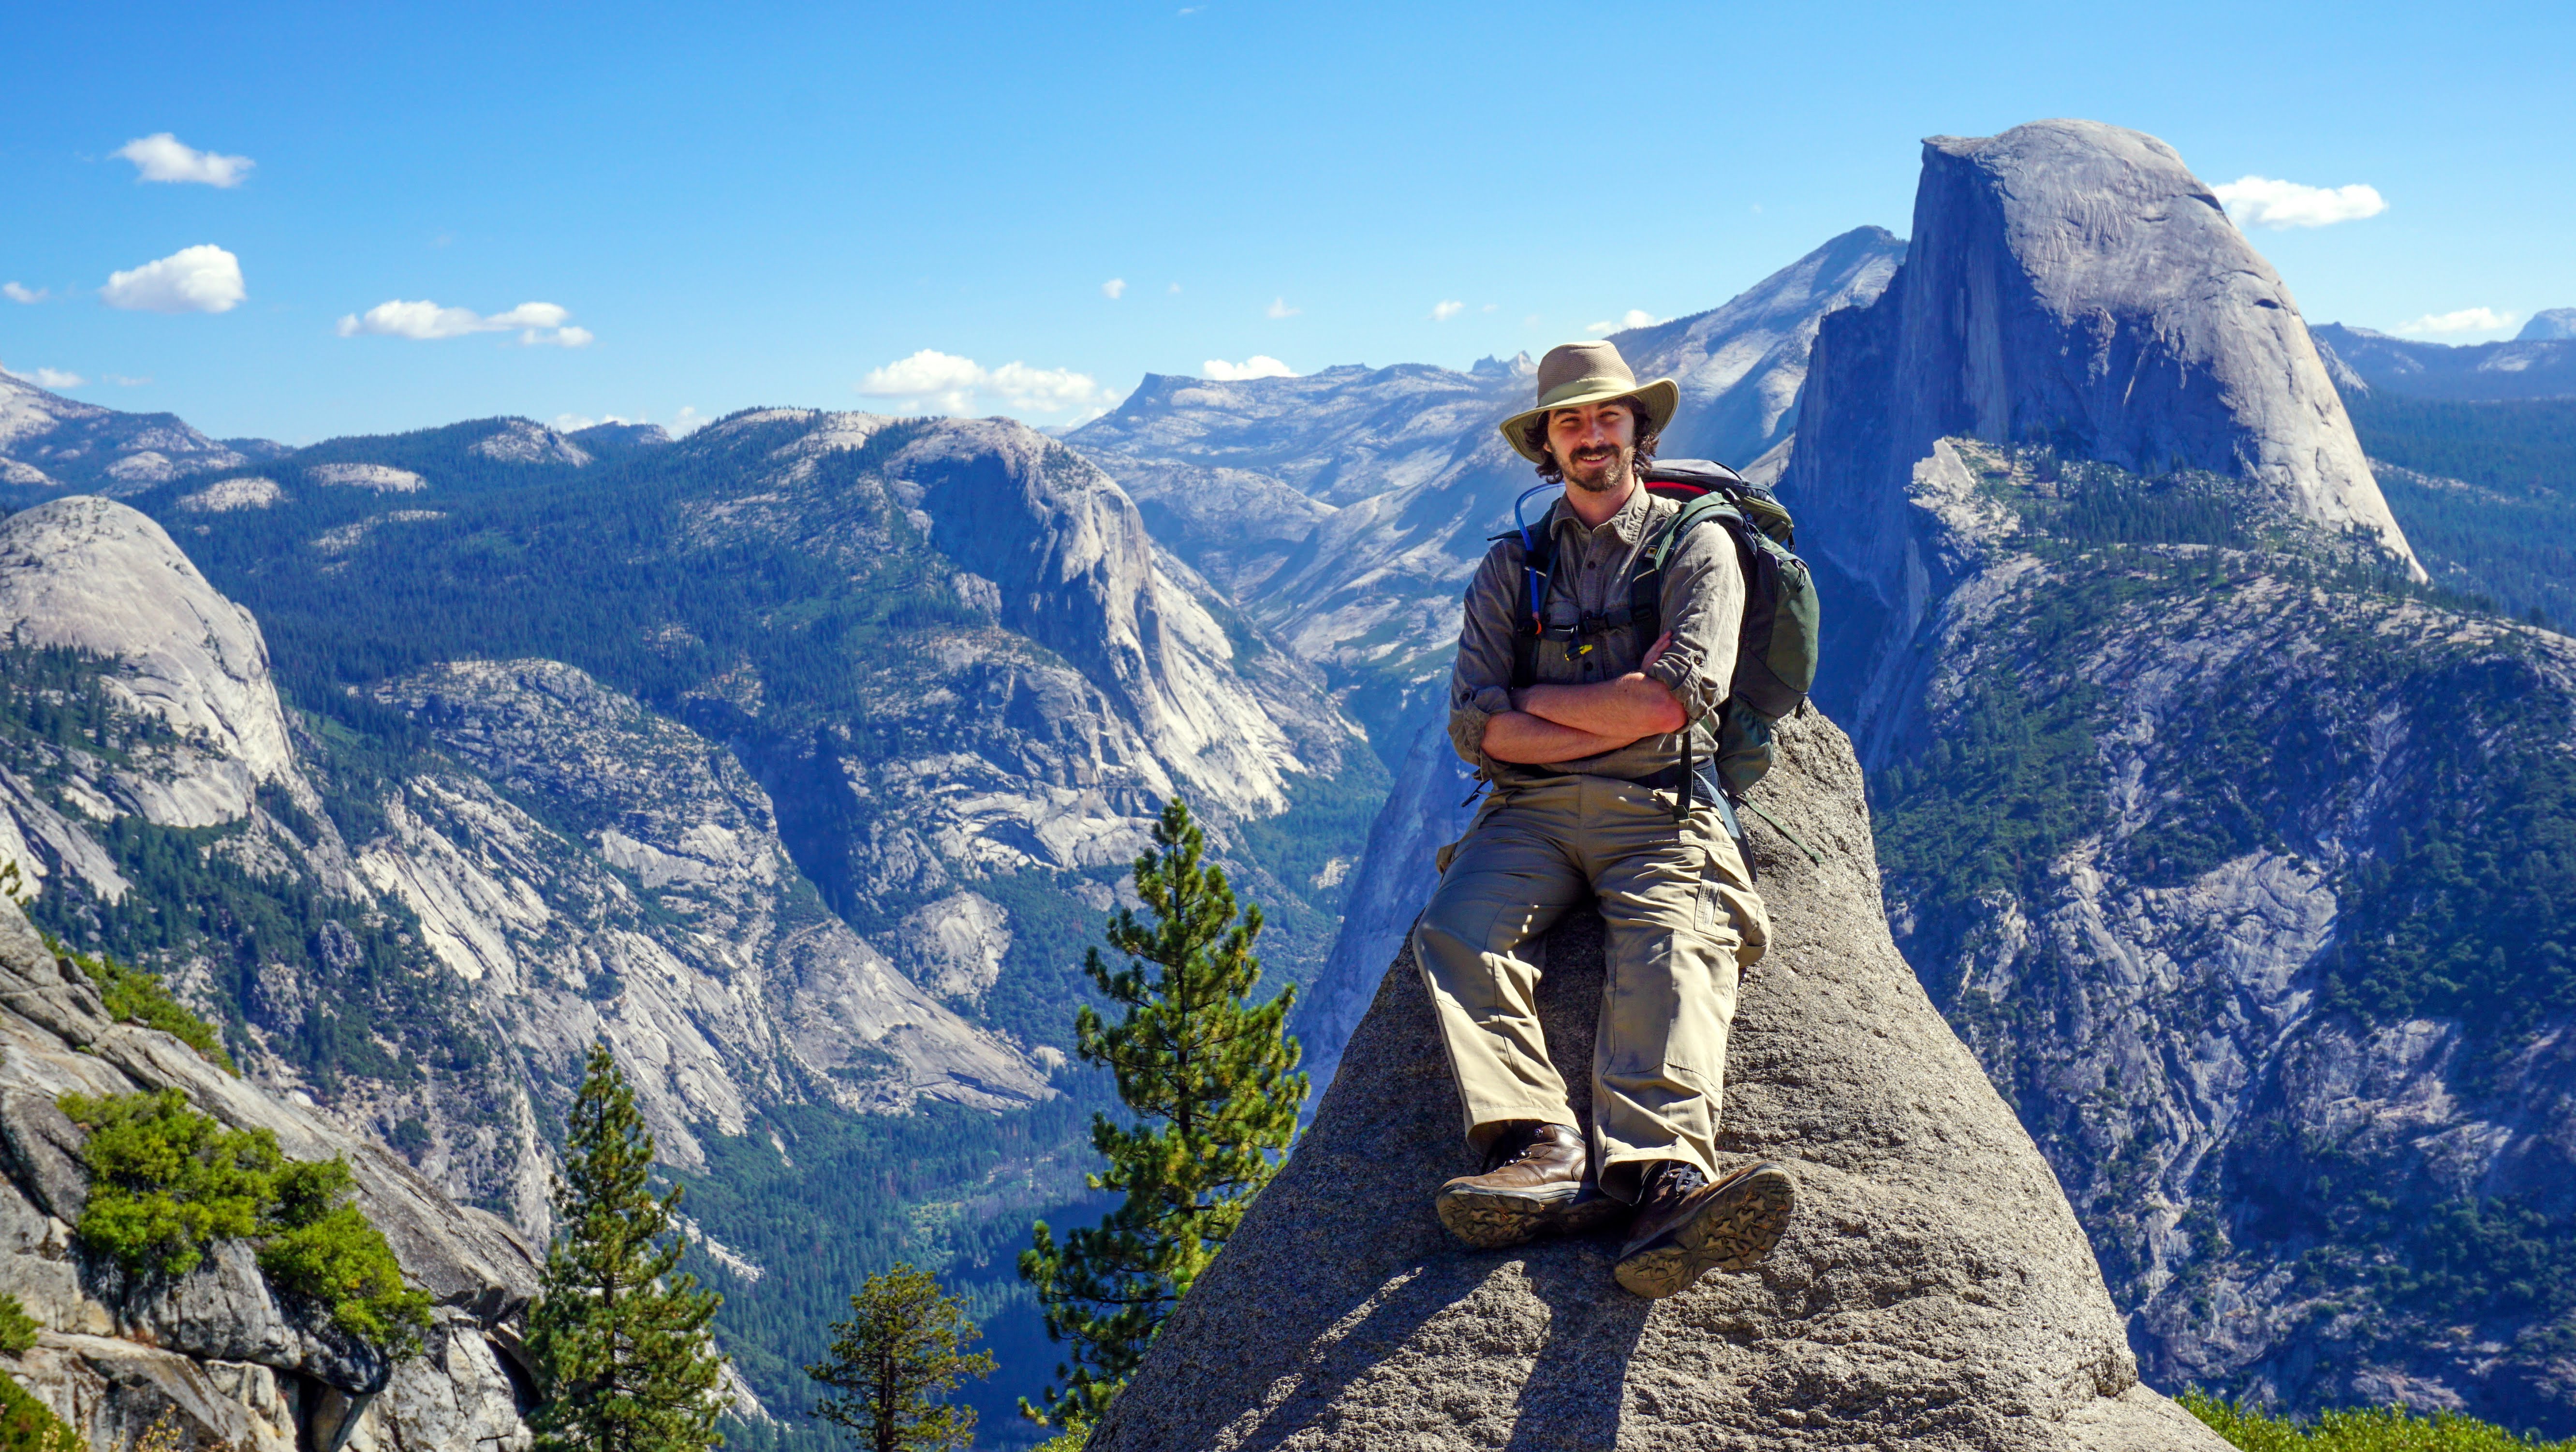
[[1412, 773, 1769, 1203]]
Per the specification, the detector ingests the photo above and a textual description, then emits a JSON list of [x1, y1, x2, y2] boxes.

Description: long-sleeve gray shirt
[[1446, 482, 1745, 782]]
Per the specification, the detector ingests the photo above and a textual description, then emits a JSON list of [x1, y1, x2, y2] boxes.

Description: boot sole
[[1436, 1182, 1619, 1250], [1612, 1166, 1796, 1299]]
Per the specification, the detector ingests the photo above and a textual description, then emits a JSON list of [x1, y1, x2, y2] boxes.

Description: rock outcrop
[[0, 497, 302, 828], [1093, 712, 2227, 1450], [1791, 119, 2419, 676], [0, 890, 539, 1450]]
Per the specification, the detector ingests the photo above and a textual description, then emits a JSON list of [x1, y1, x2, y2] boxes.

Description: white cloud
[[1168, 282, 1182, 295], [986, 360, 1111, 410], [107, 375, 150, 387], [2, 283, 46, 304], [113, 132, 254, 187], [1266, 297, 1298, 319], [1585, 308, 1661, 335], [1102, 278, 1127, 299], [1203, 355, 1295, 381], [1431, 300, 1465, 322], [2, 365, 85, 390], [859, 350, 985, 412], [336, 298, 588, 346], [2396, 307, 2517, 336], [101, 245, 245, 313], [668, 406, 707, 436], [2212, 176, 2388, 229], [856, 349, 1118, 416]]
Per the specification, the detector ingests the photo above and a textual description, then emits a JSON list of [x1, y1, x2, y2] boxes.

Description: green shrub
[[62, 1089, 278, 1276], [0, 1376, 80, 1452], [0, 1296, 35, 1356], [53, 946, 236, 1074], [2181, 1389, 2576, 1450], [58, 1091, 430, 1358], [256, 1159, 432, 1356]]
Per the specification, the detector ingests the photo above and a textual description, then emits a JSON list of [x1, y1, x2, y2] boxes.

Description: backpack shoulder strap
[[1504, 528, 1557, 690], [1629, 491, 1749, 641]]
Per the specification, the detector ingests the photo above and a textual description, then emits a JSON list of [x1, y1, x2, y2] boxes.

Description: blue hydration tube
[[1513, 484, 1563, 624]]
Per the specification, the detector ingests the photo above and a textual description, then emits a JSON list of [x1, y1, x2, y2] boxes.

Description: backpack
[[1504, 459, 1821, 827]]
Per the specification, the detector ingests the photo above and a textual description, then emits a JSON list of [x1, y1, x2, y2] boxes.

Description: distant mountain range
[[2311, 322, 2576, 401]]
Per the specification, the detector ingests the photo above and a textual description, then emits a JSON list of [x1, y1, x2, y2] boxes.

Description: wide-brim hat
[[1497, 341, 1679, 463]]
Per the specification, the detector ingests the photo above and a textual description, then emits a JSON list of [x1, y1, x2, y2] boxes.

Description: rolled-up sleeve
[[1446, 545, 1523, 774], [1641, 523, 1744, 728]]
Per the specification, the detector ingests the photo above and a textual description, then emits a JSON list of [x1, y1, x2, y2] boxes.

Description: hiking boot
[[1612, 1159, 1796, 1299], [1435, 1123, 1609, 1249]]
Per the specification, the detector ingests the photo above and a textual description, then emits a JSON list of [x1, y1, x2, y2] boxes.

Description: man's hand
[[1511, 633, 1686, 738], [1477, 633, 1687, 764]]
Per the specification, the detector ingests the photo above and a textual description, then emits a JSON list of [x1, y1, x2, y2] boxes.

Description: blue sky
[[3, 0, 2567, 444]]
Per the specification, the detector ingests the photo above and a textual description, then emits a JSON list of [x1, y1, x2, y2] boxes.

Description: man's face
[[1546, 400, 1638, 493]]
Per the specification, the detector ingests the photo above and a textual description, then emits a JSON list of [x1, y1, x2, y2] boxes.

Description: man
[[1412, 340, 1795, 1300]]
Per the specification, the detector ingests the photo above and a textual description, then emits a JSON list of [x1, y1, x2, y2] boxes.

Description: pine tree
[[805, 1262, 995, 1452], [528, 1044, 729, 1452], [1018, 798, 1308, 1427]]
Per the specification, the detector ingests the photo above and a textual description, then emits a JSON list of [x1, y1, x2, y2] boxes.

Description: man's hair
[[1521, 399, 1661, 483]]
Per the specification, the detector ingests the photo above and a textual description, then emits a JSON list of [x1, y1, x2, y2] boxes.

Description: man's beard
[[1561, 442, 1634, 493]]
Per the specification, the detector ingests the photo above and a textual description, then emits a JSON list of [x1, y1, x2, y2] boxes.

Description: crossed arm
[[1479, 633, 1687, 764]]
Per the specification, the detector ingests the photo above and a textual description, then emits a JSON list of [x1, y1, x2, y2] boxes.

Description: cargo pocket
[[1695, 828, 1768, 966]]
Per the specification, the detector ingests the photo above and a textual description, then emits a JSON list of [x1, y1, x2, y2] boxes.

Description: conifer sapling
[[1019, 798, 1308, 1426], [527, 1044, 729, 1452], [805, 1261, 995, 1452]]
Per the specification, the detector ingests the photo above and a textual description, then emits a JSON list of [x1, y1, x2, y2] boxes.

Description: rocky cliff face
[[1852, 437, 2576, 1429], [1095, 711, 2229, 1451], [593, 410, 1369, 954], [1791, 119, 2418, 668], [0, 497, 301, 830], [1778, 121, 2576, 1431], [0, 494, 1050, 1235], [0, 890, 540, 1451], [368, 659, 1053, 1162]]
